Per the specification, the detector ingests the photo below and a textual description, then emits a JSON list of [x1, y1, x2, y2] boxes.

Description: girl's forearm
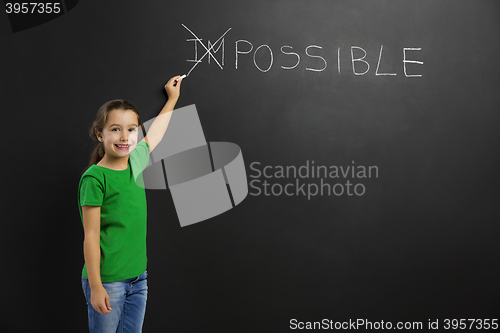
[[161, 97, 178, 115], [84, 236, 103, 290], [144, 97, 178, 151]]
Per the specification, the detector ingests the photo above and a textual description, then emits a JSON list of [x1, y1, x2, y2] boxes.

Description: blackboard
[[2, 0, 500, 332]]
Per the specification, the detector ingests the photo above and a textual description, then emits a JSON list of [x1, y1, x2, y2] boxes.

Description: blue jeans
[[81, 271, 148, 333]]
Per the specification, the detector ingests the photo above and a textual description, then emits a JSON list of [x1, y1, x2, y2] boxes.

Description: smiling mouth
[[115, 144, 131, 150]]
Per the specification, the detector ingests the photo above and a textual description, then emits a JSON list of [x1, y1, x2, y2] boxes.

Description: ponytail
[[86, 142, 105, 171]]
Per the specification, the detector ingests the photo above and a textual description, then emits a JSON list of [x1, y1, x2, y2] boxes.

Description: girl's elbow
[[83, 231, 100, 243]]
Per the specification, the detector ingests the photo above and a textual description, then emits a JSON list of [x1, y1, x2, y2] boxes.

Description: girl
[[78, 75, 183, 333]]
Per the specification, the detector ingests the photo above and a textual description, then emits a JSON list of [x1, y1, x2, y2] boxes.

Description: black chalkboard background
[[1, 1, 499, 332]]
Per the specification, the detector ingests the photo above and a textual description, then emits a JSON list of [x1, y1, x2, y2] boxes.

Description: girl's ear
[[95, 131, 103, 142]]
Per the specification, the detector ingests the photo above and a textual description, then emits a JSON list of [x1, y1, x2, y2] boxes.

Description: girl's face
[[97, 109, 140, 160]]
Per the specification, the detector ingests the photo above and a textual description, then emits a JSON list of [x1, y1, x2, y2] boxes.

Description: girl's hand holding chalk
[[165, 75, 185, 100]]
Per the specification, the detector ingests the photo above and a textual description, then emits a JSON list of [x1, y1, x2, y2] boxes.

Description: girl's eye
[[111, 128, 119, 131], [129, 128, 136, 132]]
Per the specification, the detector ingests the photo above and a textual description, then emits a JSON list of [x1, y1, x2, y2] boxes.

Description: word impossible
[[182, 24, 423, 77]]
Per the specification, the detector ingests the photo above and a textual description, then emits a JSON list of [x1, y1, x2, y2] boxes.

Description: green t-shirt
[[78, 141, 150, 282]]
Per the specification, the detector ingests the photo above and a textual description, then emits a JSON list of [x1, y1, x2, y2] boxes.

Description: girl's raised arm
[[141, 75, 183, 153]]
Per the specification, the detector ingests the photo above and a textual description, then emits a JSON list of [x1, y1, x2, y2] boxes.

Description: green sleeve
[[130, 141, 151, 179], [79, 175, 104, 206]]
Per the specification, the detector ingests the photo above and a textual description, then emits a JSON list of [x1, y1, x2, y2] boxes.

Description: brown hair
[[83, 99, 142, 174]]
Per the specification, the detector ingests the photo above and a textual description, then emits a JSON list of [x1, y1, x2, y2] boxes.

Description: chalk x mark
[[182, 24, 232, 76]]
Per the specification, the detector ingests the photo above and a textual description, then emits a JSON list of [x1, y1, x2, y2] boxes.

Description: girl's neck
[[97, 155, 129, 171]]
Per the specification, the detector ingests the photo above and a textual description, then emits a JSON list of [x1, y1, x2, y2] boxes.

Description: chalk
[[174, 74, 186, 86], [175, 74, 187, 82]]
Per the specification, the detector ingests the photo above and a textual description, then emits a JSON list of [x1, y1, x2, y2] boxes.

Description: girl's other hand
[[164, 75, 183, 101], [91, 285, 112, 314]]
